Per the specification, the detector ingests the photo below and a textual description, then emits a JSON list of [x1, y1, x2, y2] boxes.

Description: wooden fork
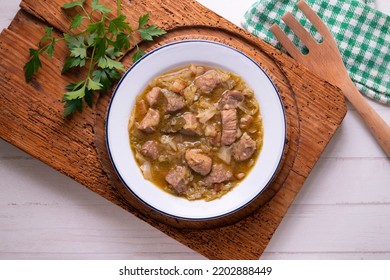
[[270, 0, 390, 157]]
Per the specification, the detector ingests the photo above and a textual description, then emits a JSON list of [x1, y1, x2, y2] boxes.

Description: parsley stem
[[117, 0, 121, 17], [88, 45, 97, 79], [37, 45, 47, 53], [81, 6, 91, 20]]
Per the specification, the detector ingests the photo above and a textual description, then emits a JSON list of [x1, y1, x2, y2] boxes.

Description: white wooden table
[[1, 0, 389, 260]]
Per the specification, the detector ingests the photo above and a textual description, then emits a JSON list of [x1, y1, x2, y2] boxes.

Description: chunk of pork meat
[[204, 164, 233, 186], [180, 113, 201, 135], [136, 99, 148, 116], [141, 140, 159, 160], [219, 90, 245, 109], [146, 87, 161, 107], [162, 89, 186, 113], [165, 166, 191, 194], [221, 109, 237, 146], [194, 70, 222, 94], [185, 149, 212, 176], [209, 132, 221, 147], [239, 114, 253, 129], [205, 124, 221, 146], [136, 108, 160, 133], [233, 133, 257, 162]]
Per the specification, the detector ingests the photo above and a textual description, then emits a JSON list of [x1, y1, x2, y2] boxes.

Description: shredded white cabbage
[[237, 99, 258, 115], [135, 151, 146, 164], [197, 105, 218, 124], [140, 161, 152, 179], [160, 135, 177, 151], [217, 145, 232, 164], [183, 84, 197, 104]]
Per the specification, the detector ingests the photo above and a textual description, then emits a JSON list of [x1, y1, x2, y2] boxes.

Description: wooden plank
[[265, 204, 390, 253], [0, 158, 108, 206], [0, 139, 29, 158], [0, 1, 19, 29], [296, 157, 390, 204], [0, 0, 347, 259], [322, 109, 390, 158], [261, 252, 390, 260], [0, 205, 200, 257], [0, 252, 203, 260]]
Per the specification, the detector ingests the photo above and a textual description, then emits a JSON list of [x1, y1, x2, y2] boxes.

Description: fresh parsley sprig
[[24, 0, 166, 117]]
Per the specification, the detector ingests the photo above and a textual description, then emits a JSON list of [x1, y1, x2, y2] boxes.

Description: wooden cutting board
[[0, 0, 347, 259]]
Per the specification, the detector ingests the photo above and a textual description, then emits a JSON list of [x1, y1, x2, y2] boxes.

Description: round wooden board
[[93, 31, 300, 229]]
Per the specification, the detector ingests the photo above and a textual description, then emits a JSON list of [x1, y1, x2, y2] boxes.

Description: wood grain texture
[[0, 0, 346, 259]]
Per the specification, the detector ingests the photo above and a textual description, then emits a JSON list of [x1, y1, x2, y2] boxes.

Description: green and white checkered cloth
[[242, 0, 390, 105]]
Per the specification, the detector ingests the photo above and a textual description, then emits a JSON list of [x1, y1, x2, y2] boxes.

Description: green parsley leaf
[[70, 47, 87, 59], [62, 0, 85, 9], [114, 33, 130, 50], [139, 25, 166, 41], [84, 88, 94, 108], [106, 69, 121, 80], [62, 56, 85, 73], [39, 27, 54, 46], [70, 14, 83, 30], [44, 40, 56, 58], [98, 56, 125, 71], [86, 21, 105, 36], [108, 15, 131, 35], [85, 33, 97, 47], [63, 98, 83, 117], [138, 13, 149, 28], [132, 48, 145, 62], [106, 47, 122, 59], [65, 34, 85, 49], [93, 36, 107, 60], [91, 0, 111, 14], [93, 69, 111, 91], [24, 48, 42, 82], [44, 26, 53, 37], [63, 84, 86, 100], [87, 77, 103, 91], [65, 81, 84, 91], [93, 68, 121, 91]]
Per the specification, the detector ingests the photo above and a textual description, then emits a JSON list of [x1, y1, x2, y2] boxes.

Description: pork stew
[[129, 65, 263, 201]]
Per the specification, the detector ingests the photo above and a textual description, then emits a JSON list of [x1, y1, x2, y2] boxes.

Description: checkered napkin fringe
[[242, 0, 390, 105]]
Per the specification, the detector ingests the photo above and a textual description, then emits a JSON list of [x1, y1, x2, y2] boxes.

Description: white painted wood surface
[[0, 0, 389, 260]]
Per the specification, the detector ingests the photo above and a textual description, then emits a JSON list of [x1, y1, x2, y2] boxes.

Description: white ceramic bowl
[[106, 40, 286, 221]]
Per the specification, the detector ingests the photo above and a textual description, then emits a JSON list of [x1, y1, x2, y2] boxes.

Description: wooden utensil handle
[[341, 79, 390, 157]]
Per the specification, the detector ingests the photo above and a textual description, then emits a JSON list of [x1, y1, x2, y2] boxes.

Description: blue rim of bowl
[[105, 39, 287, 221]]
